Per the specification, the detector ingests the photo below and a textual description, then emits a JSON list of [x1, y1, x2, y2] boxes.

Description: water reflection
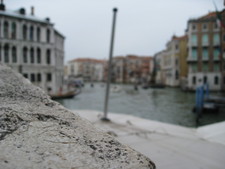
[[57, 83, 225, 127]]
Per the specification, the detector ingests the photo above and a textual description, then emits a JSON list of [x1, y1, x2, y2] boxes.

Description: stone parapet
[[0, 64, 155, 169]]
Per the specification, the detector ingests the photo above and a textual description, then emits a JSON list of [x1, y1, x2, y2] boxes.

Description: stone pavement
[[73, 110, 225, 169]]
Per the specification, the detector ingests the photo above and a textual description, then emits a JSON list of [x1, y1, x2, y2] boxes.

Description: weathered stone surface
[[0, 64, 155, 169]]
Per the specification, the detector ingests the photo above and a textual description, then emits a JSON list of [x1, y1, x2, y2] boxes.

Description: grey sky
[[6, 0, 224, 62]]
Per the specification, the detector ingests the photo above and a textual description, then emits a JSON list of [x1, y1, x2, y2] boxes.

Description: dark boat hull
[[149, 84, 165, 89], [50, 90, 80, 100]]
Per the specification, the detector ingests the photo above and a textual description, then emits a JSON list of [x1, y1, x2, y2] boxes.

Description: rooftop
[[198, 12, 217, 20], [172, 35, 187, 41], [69, 58, 106, 64], [188, 11, 218, 23], [0, 8, 53, 25]]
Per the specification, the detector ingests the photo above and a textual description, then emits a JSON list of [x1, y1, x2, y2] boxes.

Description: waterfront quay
[[74, 110, 225, 169], [59, 83, 225, 168]]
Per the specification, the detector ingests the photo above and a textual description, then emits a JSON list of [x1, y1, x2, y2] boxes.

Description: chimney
[[0, 0, 5, 11], [19, 8, 26, 15], [46, 17, 50, 22], [31, 6, 34, 15]]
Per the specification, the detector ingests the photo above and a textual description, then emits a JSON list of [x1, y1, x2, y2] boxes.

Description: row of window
[[0, 45, 51, 64], [191, 47, 221, 60], [191, 34, 221, 45], [191, 22, 219, 31], [192, 76, 220, 85], [191, 63, 220, 72], [0, 20, 51, 42], [23, 73, 52, 82]]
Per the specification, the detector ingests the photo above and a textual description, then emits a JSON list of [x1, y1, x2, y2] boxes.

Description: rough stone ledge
[[0, 64, 156, 169]]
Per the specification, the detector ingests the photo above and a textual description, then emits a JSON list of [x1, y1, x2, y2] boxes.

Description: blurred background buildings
[[0, 0, 224, 92]]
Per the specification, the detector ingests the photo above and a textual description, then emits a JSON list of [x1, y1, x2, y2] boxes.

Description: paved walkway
[[73, 110, 225, 169]]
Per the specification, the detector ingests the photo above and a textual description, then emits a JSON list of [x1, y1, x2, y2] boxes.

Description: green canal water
[[56, 83, 225, 127]]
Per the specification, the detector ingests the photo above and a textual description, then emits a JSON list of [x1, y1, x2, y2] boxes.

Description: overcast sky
[[6, 0, 224, 62]]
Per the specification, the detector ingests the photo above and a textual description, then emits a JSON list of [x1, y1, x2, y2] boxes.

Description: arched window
[[37, 27, 40, 42], [23, 25, 27, 40], [37, 48, 41, 64], [12, 46, 17, 63], [0, 22, 1, 37], [213, 33, 220, 45], [213, 47, 220, 60], [4, 21, 9, 38], [175, 70, 179, 80], [37, 73, 41, 82], [202, 34, 208, 46], [191, 34, 197, 45], [30, 48, 34, 63], [31, 73, 35, 82], [4, 44, 9, 63], [214, 76, 219, 85], [46, 29, 50, 43], [192, 76, 196, 85], [0, 45, 2, 62], [203, 76, 207, 84], [30, 26, 34, 41], [47, 73, 52, 82], [11, 22, 16, 39], [23, 47, 28, 63], [46, 49, 51, 64]]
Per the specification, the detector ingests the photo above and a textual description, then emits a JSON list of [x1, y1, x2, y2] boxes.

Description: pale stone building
[[67, 58, 105, 82], [162, 35, 188, 87], [153, 35, 188, 88], [163, 40, 178, 87], [153, 50, 167, 84], [0, 2, 65, 94], [111, 56, 125, 83]]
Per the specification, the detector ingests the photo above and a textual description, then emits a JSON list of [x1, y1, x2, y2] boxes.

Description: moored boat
[[149, 83, 165, 89], [50, 90, 81, 100]]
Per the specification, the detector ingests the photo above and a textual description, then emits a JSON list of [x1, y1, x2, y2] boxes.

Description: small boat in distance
[[110, 85, 122, 93], [149, 83, 165, 89], [50, 89, 81, 100]]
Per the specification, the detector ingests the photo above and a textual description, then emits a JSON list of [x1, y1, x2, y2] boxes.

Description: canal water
[[56, 83, 225, 127]]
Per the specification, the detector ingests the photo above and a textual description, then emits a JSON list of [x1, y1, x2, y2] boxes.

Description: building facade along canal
[[0, 1, 65, 94]]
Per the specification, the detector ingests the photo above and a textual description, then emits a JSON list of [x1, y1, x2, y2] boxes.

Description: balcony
[[202, 41, 209, 47], [189, 41, 197, 47], [188, 67, 197, 73], [202, 56, 209, 62]]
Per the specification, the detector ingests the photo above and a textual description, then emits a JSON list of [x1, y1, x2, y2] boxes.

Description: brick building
[[187, 12, 222, 91], [221, 9, 225, 91], [111, 55, 152, 84]]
